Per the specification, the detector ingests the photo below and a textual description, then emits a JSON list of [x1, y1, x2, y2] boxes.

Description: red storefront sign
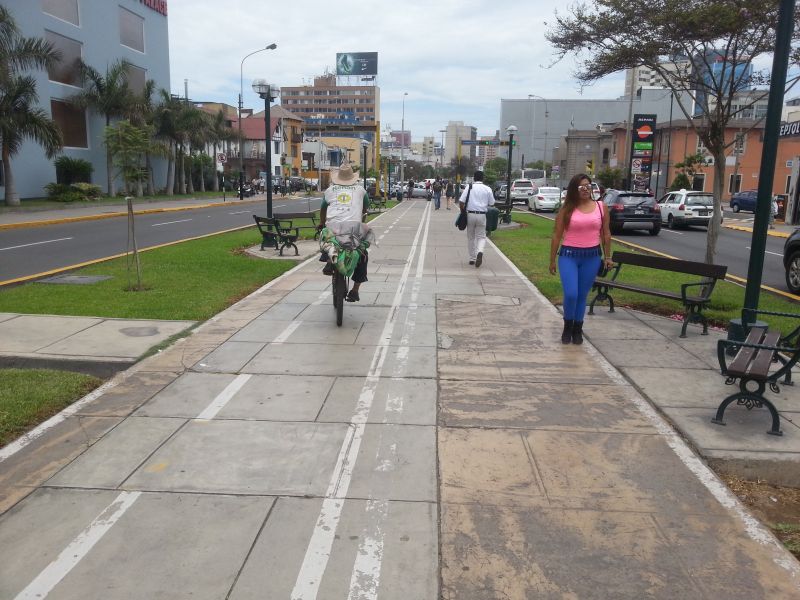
[[140, 0, 168, 16]]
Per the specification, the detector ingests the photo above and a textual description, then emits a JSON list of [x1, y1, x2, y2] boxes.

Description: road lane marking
[[0, 237, 73, 251], [746, 246, 783, 257], [196, 374, 252, 420], [14, 492, 141, 600], [661, 229, 684, 235], [291, 201, 430, 600], [228, 210, 252, 215], [151, 218, 193, 227]]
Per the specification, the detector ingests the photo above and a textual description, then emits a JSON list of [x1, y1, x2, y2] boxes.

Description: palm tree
[[128, 79, 161, 195], [187, 108, 211, 193], [153, 89, 181, 195], [208, 109, 232, 192], [0, 7, 62, 205], [70, 59, 133, 196]]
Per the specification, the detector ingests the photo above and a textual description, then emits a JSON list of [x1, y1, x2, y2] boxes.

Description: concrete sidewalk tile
[[593, 338, 710, 369], [355, 320, 437, 347], [254, 302, 309, 321], [0, 313, 17, 323], [0, 416, 122, 513], [75, 371, 178, 417], [229, 498, 437, 600], [193, 341, 265, 373], [229, 318, 297, 343], [494, 350, 611, 384], [124, 420, 348, 495], [583, 317, 666, 340], [440, 503, 700, 599], [439, 427, 548, 506], [278, 321, 364, 345], [318, 376, 437, 425], [439, 381, 654, 433], [47, 416, 184, 488], [0, 315, 101, 352], [438, 350, 503, 381], [295, 304, 392, 323], [134, 372, 238, 417]]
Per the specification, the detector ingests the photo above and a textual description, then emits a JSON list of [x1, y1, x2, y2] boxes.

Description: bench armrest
[[680, 280, 714, 302], [606, 263, 622, 281]]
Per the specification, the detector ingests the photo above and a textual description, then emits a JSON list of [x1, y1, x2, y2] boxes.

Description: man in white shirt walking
[[458, 170, 495, 268]]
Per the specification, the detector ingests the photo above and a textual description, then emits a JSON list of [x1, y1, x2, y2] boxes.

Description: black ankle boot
[[572, 321, 584, 345], [561, 319, 574, 344]]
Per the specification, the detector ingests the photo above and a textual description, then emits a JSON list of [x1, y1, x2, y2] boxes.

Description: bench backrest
[[611, 251, 727, 279], [277, 212, 316, 221]]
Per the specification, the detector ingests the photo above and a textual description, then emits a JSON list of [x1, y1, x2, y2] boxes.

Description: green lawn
[[0, 228, 296, 320], [0, 368, 102, 447], [493, 213, 800, 334]]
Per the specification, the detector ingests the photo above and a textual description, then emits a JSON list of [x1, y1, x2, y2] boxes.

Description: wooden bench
[[367, 196, 387, 215], [714, 308, 800, 435], [589, 251, 727, 337]]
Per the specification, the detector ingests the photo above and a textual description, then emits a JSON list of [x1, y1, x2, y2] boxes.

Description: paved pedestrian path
[[1, 200, 799, 599]]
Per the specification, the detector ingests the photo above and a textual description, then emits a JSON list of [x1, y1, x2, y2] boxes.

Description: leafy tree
[[525, 160, 552, 171], [596, 166, 624, 190], [669, 172, 692, 191], [0, 8, 62, 205], [207, 109, 232, 192], [103, 120, 152, 195], [127, 79, 163, 195], [70, 59, 134, 196], [547, 0, 799, 263], [153, 89, 182, 195]]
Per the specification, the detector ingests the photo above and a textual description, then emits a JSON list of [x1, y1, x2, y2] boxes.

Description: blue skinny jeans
[[558, 245, 601, 322]]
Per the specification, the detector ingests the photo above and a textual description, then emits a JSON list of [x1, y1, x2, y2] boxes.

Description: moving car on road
[[530, 186, 561, 212], [601, 189, 661, 235], [410, 183, 432, 199], [784, 228, 800, 294], [730, 190, 758, 213], [510, 179, 536, 205], [658, 190, 716, 229]]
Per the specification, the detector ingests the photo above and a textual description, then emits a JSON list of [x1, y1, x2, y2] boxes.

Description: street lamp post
[[239, 43, 277, 201], [361, 139, 369, 190], [252, 79, 279, 218], [400, 92, 408, 188], [504, 125, 517, 224]]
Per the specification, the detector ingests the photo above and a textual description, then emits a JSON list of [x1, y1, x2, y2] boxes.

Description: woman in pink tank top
[[549, 174, 612, 344]]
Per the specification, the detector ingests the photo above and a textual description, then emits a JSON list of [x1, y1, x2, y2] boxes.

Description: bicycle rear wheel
[[334, 272, 346, 326]]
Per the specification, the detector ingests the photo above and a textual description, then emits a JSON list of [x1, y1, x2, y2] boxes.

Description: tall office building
[[444, 121, 477, 165], [2, 0, 170, 200]]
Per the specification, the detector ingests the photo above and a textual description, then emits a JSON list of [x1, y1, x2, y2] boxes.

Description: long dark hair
[[560, 173, 592, 230]]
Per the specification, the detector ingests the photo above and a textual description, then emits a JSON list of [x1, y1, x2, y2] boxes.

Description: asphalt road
[[0, 197, 323, 283]]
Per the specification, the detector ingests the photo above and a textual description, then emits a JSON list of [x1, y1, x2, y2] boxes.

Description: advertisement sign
[[629, 114, 657, 191], [336, 52, 378, 76]]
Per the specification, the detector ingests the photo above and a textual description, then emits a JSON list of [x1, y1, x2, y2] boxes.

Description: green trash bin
[[486, 206, 500, 233]]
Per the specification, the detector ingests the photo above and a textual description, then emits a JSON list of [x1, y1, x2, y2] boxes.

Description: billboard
[[336, 52, 378, 76], [629, 114, 656, 192]]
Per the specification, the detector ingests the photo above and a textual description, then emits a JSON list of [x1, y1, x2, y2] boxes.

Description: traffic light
[[585, 159, 594, 173]]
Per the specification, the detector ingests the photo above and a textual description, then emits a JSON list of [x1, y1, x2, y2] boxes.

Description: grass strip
[[0, 228, 295, 321], [0, 368, 102, 447], [493, 212, 800, 333]]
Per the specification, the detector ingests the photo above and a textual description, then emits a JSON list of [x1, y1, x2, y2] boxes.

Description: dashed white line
[[151, 218, 193, 227], [0, 237, 73, 251], [196, 374, 252, 420], [746, 246, 783, 257]]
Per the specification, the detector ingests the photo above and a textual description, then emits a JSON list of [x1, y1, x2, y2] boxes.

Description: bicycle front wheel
[[334, 272, 346, 326]]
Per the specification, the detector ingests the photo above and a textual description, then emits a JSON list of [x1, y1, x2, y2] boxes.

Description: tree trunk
[[186, 151, 195, 194], [145, 153, 155, 195], [199, 154, 206, 192], [178, 144, 185, 194], [166, 142, 175, 196], [2, 145, 19, 206], [106, 116, 115, 197], [705, 150, 727, 265], [212, 143, 219, 191]]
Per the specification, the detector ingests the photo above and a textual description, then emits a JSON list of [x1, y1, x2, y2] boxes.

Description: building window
[[696, 136, 707, 154], [45, 30, 82, 86], [734, 133, 745, 155], [42, 0, 79, 25], [119, 7, 144, 52], [125, 64, 146, 95], [729, 173, 741, 194], [51, 99, 88, 148], [692, 173, 705, 192]]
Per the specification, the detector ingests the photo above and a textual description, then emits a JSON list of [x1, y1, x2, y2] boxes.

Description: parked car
[[601, 190, 661, 235], [530, 186, 561, 212], [784, 228, 800, 293], [411, 183, 432, 199], [658, 190, 717, 229], [730, 190, 758, 213], [510, 179, 536, 205], [495, 184, 508, 200]]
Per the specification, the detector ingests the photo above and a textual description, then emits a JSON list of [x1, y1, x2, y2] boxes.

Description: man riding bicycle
[[319, 162, 371, 302]]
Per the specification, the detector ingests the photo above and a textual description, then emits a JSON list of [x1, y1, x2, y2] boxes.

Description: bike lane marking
[[290, 201, 432, 600]]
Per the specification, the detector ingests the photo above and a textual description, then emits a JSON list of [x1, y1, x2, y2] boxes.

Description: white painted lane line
[[291, 201, 431, 600], [346, 499, 389, 600], [151, 218, 193, 227], [312, 290, 331, 306], [746, 246, 783, 257], [229, 210, 252, 215], [196, 374, 251, 420], [661, 229, 684, 235], [272, 320, 302, 344], [14, 491, 141, 600], [0, 237, 73, 251]]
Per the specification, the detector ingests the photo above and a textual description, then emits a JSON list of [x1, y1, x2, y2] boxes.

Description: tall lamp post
[[400, 92, 408, 187], [361, 139, 369, 190], [504, 125, 517, 224], [252, 79, 279, 218], [239, 43, 277, 200]]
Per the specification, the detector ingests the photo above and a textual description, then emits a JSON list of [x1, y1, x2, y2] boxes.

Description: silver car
[[531, 186, 561, 211]]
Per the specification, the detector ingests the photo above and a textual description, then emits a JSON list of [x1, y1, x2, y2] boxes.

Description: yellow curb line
[[0, 223, 256, 287], [525, 212, 800, 302], [0, 196, 309, 231], [723, 224, 790, 238]]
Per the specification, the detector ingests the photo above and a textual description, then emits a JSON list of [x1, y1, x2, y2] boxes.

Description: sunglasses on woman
[[578, 184, 592, 191]]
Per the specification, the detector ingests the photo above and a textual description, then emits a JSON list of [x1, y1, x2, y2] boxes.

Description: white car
[[658, 189, 716, 229], [531, 186, 561, 211], [510, 179, 536, 205]]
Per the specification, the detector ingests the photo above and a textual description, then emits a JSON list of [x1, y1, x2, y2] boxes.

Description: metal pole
[[623, 87, 635, 189], [742, 0, 795, 323], [363, 143, 368, 189], [265, 93, 274, 218], [400, 93, 407, 187], [664, 92, 674, 193], [504, 130, 515, 224]]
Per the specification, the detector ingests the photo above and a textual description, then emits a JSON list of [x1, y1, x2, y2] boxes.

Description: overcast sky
[[166, 0, 771, 142]]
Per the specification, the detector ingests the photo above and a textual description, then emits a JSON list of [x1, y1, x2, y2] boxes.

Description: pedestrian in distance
[[407, 179, 414, 200], [770, 195, 779, 229], [549, 173, 612, 345], [458, 170, 495, 268], [445, 180, 454, 210], [432, 178, 443, 210]]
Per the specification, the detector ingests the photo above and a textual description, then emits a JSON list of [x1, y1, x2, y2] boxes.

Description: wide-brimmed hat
[[331, 162, 359, 185]]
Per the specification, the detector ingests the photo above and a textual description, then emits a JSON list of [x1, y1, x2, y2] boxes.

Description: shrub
[[54, 156, 93, 185], [44, 182, 103, 202], [44, 183, 70, 198], [70, 182, 102, 199]]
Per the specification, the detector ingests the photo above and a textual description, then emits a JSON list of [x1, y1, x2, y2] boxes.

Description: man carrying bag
[[456, 170, 495, 268]]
